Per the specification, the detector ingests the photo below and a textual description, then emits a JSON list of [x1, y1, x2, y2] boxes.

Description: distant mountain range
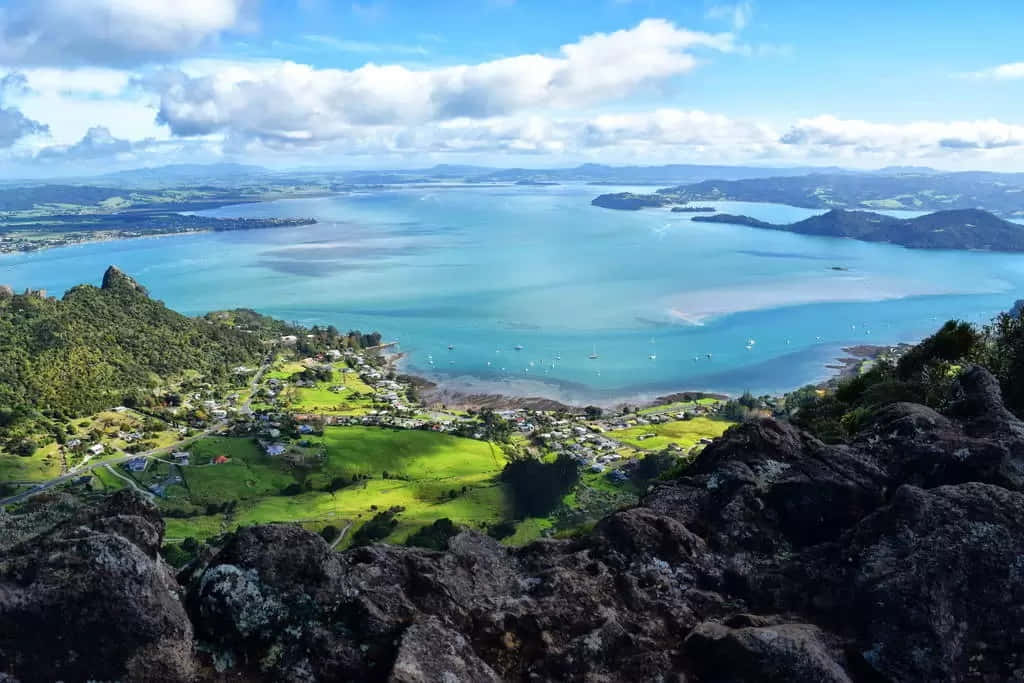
[[691, 208, 1024, 252], [592, 172, 1024, 217], [75, 162, 853, 188]]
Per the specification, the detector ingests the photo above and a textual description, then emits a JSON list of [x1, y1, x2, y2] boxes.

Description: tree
[[500, 455, 579, 518], [584, 405, 603, 420]]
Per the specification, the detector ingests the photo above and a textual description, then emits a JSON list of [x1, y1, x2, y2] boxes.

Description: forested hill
[[691, 208, 1024, 251], [0, 267, 273, 442], [658, 172, 1024, 216]]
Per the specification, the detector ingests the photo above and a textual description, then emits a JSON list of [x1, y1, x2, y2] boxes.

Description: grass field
[[0, 442, 63, 482], [637, 398, 721, 416], [179, 437, 296, 504], [156, 427, 512, 546], [608, 416, 734, 451]]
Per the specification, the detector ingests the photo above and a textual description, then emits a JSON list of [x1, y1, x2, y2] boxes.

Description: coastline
[[392, 342, 907, 413], [0, 218, 318, 257]]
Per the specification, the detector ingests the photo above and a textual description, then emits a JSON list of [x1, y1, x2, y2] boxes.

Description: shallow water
[[2, 183, 1022, 403]]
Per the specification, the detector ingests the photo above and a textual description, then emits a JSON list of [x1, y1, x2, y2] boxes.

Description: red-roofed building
[[213, 455, 230, 464]]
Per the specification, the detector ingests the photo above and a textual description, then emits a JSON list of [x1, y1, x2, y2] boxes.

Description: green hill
[[0, 267, 271, 447]]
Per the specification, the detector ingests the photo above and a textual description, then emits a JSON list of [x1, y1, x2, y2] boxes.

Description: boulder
[[0, 491, 195, 682], [683, 621, 852, 683]]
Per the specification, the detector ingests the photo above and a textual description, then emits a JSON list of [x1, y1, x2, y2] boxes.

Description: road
[[0, 350, 276, 508]]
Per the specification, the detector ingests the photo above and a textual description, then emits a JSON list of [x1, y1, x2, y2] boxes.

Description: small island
[[690, 208, 1024, 252], [670, 206, 716, 213], [591, 193, 673, 210]]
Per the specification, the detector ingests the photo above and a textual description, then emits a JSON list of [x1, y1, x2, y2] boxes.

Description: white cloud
[[35, 125, 133, 161], [706, 2, 754, 31], [0, 73, 49, 147], [781, 115, 1024, 152], [967, 62, 1024, 80], [0, 0, 255, 66], [145, 20, 735, 141]]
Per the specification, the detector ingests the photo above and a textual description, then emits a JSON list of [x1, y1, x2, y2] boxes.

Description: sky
[[1, 0, 1023, 177]]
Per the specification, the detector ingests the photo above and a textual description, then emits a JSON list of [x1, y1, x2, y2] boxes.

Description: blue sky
[[0, 0, 1022, 176]]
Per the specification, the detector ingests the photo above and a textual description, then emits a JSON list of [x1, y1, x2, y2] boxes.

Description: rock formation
[[101, 264, 147, 294], [2, 366, 1024, 681]]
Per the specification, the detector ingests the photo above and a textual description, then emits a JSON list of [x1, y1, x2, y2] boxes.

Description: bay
[[2, 183, 1022, 404]]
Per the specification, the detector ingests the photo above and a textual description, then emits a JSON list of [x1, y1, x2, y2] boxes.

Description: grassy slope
[[159, 427, 510, 546], [608, 416, 733, 451]]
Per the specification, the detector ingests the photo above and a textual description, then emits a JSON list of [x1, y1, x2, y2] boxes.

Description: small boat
[[448, 345, 455, 351], [706, 353, 712, 359], [649, 354, 657, 360], [588, 344, 600, 360], [514, 344, 524, 351]]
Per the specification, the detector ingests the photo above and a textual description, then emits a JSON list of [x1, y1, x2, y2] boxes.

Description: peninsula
[[691, 208, 1024, 251]]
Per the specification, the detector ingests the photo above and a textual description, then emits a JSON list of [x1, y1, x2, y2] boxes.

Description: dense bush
[[0, 273, 268, 447], [406, 518, 460, 550], [500, 454, 579, 518], [791, 310, 1024, 442]]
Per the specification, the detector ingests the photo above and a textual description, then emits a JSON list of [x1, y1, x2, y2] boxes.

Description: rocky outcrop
[[101, 264, 147, 293], [4, 366, 1024, 681], [0, 491, 195, 682]]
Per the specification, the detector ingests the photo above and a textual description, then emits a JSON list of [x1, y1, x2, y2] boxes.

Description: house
[[171, 452, 190, 465], [265, 444, 287, 457], [213, 455, 231, 464], [87, 443, 105, 456], [297, 424, 314, 434], [124, 457, 147, 472], [66, 439, 82, 449], [280, 335, 298, 345], [211, 409, 228, 419]]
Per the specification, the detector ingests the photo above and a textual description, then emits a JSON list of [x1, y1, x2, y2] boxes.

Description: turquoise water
[[2, 183, 1023, 403]]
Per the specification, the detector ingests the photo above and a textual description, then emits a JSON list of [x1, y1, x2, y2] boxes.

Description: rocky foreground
[[3, 366, 1024, 681]]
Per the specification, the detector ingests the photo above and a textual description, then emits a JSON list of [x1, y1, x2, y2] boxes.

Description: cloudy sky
[[1, 0, 1023, 177]]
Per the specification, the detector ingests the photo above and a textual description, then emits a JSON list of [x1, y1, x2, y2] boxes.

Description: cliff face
[[3, 366, 1024, 681]]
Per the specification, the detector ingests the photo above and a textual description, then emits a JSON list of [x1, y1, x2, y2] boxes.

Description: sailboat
[[588, 344, 600, 360], [648, 338, 656, 360], [514, 344, 524, 351]]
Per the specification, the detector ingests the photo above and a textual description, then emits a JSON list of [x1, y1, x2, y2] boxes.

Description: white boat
[[514, 344, 524, 351], [588, 344, 600, 360], [448, 344, 455, 351]]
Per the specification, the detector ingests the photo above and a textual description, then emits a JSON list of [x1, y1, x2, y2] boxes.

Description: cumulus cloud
[[145, 20, 735, 142], [0, 72, 49, 147], [780, 115, 1024, 152], [0, 0, 255, 66], [36, 125, 133, 160], [966, 62, 1024, 80]]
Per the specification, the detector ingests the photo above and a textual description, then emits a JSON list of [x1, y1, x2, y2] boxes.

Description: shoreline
[[0, 218, 318, 257], [391, 343, 905, 413]]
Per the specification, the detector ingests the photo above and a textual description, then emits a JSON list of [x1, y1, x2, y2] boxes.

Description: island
[[591, 192, 673, 210], [690, 208, 1024, 251], [670, 206, 716, 213], [591, 171, 1024, 218]]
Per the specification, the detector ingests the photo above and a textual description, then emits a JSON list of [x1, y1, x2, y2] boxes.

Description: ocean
[[2, 183, 1022, 404]]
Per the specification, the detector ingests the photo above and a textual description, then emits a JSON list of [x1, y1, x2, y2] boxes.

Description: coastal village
[[1, 322, 753, 549]]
